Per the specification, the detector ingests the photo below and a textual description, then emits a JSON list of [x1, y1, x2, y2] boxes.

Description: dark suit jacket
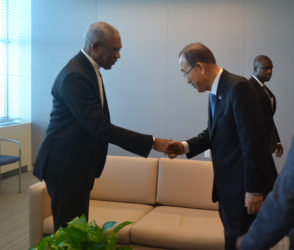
[[34, 51, 153, 186], [186, 70, 277, 213], [249, 76, 281, 153], [241, 135, 294, 250]]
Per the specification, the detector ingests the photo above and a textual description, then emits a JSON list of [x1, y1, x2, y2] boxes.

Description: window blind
[[0, 0, 31, 122]]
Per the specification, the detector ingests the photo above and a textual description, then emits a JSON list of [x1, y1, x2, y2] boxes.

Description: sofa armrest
[[29, 181, 51, 246]]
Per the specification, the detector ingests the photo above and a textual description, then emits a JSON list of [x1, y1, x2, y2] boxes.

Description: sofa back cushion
[[90, 155, 158, 204], [156, 158, 218, 210]]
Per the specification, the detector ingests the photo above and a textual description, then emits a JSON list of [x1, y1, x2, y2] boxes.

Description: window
[[0, 0, 31, 123]]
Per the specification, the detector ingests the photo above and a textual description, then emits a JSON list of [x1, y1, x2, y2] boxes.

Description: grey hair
[[83, 22, 120, 50], [179, 42, 216, 67]]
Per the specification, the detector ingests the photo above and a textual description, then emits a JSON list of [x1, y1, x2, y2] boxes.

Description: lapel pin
[[218, 95, 222, 100]]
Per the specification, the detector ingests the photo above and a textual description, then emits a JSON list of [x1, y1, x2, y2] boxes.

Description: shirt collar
[[252, 74, 264, 87], [210, 68, 223, 95], [81, 49, 100, 72]]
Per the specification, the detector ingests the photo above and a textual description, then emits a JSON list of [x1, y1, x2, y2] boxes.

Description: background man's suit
[[241, 135, 294, 250], [34, 51, 153, 230], [249, 76, 281, 153], [185, 70, 277, 248]]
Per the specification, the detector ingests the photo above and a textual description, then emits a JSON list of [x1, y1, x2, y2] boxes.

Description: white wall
[[31, 0, 294, 171]]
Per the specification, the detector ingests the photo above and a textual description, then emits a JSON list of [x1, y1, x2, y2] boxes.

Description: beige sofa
[[29, 155, 224, 249]]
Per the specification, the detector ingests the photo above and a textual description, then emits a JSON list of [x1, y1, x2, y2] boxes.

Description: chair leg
[[18, 160, 21, 193]]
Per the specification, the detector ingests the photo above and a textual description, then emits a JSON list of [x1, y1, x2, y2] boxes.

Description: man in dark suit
[[249, 55, 283, 157], [167, 43, 277, 249], [238, 135, 294, 250], [33, 22, 171, 232]]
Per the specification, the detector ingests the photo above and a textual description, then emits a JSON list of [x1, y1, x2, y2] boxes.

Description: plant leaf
[[31, 216, 133, 250], [102, 221, 117, 232], [113, 221, 132, 233], [28, 235, 50, 250], [67, 215, 88, 233]]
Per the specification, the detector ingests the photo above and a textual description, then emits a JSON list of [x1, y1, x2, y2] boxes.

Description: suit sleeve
[[241, 135, 294, 250], [186, 129, 210, 158], [273, 124, 281, 143], [231, 81, 265, 193], [59, 72, 153, 157]]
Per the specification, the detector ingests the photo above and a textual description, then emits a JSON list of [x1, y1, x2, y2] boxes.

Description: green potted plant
[[29, 215, 133, 250]]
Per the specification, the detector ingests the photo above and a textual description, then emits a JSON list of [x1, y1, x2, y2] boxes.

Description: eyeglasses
[[183, 66, 195, 78]]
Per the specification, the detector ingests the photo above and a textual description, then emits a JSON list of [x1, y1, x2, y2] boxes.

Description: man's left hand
[[245, 193, 263, 215]]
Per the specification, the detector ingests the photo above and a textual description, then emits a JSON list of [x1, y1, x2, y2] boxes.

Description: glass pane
[[0, 0, 31, 121], [0, 0, 8, 40], [0, 42, 7, 117]]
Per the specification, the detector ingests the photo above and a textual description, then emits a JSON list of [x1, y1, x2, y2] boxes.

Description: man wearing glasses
[[168, 43, 276, 250]]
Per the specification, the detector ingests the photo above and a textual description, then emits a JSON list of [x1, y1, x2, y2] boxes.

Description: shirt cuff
[[246, 192, 262, 196], [181, 141, 190, 153]]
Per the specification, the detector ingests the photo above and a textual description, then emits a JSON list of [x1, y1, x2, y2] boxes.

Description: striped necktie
[[97, 71, 104, 108]]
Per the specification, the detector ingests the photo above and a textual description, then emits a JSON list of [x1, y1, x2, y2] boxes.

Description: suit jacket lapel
[[100, 75, 110, 121], [77, 51, 98, 86], [264, 84, 276, 113], [77, 51, 110, 120], [250, 77, 276, 115]]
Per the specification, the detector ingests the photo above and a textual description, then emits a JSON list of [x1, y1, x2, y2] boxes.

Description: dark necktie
[[209, 93, 216, 118], [263, 85, 273, 111]]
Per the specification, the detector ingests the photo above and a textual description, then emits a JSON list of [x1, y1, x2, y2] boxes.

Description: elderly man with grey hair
[[34, 22, 171, 231]]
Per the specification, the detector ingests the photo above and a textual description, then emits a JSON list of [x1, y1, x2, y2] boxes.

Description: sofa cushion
[[43, 215, 54, 235], [157, 158, 218, 210], [131, 206, 224, 250], [90, 156, 158, 204], [125, 244, 167, 250], [89, 200, 154, 244], [42, 200, 154, 244]]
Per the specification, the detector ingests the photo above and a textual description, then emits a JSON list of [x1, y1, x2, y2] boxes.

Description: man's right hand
[[153, 138, 172, 154], [245, 193, 264, 215]]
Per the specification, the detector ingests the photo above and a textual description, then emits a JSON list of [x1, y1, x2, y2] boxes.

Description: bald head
[[253, 55, 273, 83], [83, 22, 120, 51], [253, 55, 272, 70], [179, 42, 216, 68]]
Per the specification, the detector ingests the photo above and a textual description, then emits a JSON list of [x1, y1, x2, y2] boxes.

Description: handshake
[[153, 138, 186, 159]]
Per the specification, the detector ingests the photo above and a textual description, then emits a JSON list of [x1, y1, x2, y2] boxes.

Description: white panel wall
[[243, 0, 294, 169], [96, 0, 168, 158], [32, 0, 294, 171], [31, 0, 97, 157]]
